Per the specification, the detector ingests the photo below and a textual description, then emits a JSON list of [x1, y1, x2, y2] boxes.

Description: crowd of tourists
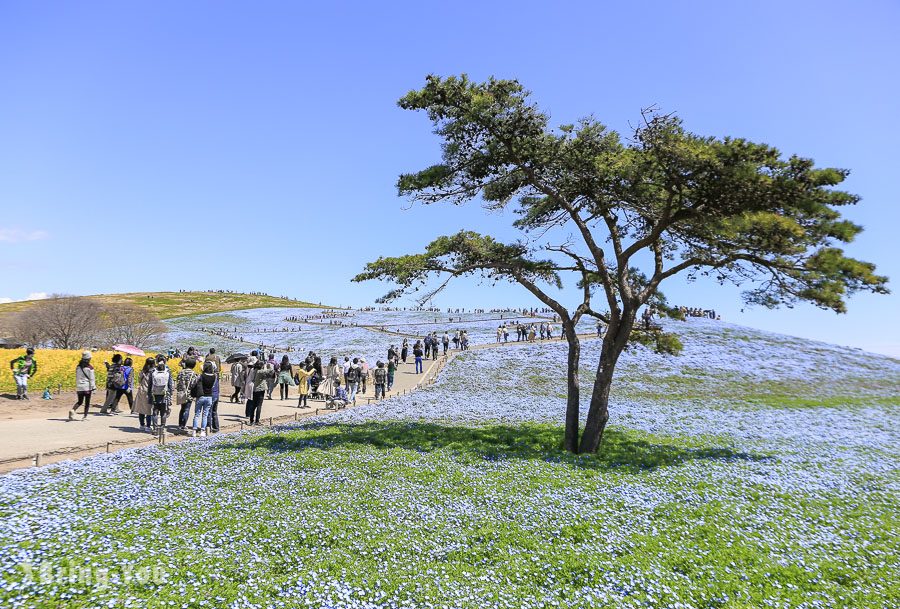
[[495, 321, 560, 342]]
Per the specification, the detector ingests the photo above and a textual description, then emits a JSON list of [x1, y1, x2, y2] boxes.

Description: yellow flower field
[[1, 348, 163, 393]]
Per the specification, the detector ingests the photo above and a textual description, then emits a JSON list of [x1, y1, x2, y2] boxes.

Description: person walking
[[249, 361, 271, 424], [229, 359, 244, 402], [265, 353, 278, 399], [442, 332, 450, 355], [295, 363, 313, 408], [413, 341, 424, 374], [401, 339, 409, 364], [69, 351, 96, 421], [133, 357, 155, 431], [387, 357, 397, 391], [9, 348, 37, 400], [277, 355, 294, 400], [359, 358, 369, 394], [205, 348, 222, 371], [243, 358, 258, 420], [175, 358, 199, 433], [100, 354, 126, 414], [149, 356, 174, 432], [324, 356, 340, 396], [189, 361, 217, 437], [209, 367, 221, 434], [110, 357, 135, 414], [373, 360, 387, 399], [346, 358, 360, 404], [431, 333, 438, 360]]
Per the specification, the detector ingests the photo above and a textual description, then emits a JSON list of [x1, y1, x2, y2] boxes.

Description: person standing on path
[[175, 358, 199, 433], [413, 341, 424, 374], [249, 361, 270, 424], [401, 339, 409, 364], [387, 357, 397, 391], [295, 363, 313, 408], [346, 358, 360, 404], [359, 358, 369, 394], [229, 359, 244, 403], [189, 361, 217, 437], [133, 357, 155, 431], [69, 351, 96, 420], [265, 353, 278, 399], [243, 357, 258, 419], [149, 356, 174, 432], [206, 348, 222, 372], [277, 355, 294, 400], [373, 360, 387, 399], [100, 354, 126, 414], [9, 348, 38, 400], [442, 332, 449, 355]]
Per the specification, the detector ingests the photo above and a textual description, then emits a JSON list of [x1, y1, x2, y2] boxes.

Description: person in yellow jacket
[[295, 364, 314, 409]]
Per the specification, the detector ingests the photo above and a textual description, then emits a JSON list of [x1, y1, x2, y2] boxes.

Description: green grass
[[4, 422, 896, 608]]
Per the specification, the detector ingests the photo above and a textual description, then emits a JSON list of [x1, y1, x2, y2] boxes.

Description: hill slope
[[0, 291, 326, 323]]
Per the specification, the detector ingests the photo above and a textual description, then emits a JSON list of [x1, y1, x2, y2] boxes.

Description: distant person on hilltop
[[9, 347, 38, 400]]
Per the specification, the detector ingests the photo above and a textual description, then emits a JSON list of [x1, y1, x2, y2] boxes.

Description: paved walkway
[[0, 333, 599, 473]]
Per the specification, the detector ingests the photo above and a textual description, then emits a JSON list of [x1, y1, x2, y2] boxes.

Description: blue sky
[[1, 1, 898, 356]]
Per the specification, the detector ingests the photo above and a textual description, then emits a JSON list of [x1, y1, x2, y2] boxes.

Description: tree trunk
[[562, 320, 580, 453], [579, 314, 634, 454]]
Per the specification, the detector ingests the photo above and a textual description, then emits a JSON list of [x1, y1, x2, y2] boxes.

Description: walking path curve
[[0, 332, 600, 473]]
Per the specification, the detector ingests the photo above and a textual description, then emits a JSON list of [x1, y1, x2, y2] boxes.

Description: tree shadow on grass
[[213, 421, 770, 473]]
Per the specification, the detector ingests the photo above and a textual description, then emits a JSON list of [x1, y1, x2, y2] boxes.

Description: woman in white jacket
[[69, 351, 97, 421]]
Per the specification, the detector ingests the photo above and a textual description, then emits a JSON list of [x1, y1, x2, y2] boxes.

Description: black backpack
[[347, 367, 359, 383], [374, 367, 387, 384], [106, 365, 125, 390]]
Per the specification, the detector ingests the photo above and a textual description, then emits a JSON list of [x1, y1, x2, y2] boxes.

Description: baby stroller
[[309, 371, 324, 401]]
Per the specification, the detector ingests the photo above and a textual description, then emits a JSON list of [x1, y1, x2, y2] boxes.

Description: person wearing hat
[[9, 347, 38, 400], [69, 351, 96, 420]]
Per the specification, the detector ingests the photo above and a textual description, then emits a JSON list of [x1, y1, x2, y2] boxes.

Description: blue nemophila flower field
[[1, 317, 898, 608]]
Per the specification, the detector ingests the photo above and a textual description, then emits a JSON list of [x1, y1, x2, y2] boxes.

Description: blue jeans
[[193, 396, 213, 430], [415, 357, 423, 373], [347, 381, 357, 403]]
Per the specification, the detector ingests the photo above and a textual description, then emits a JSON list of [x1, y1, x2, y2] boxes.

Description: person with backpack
[[109, 357, 135, 414], [229, 359, 244, 402], [265, 353, 279, 399], [387, 357, 397, 391], [133, 357, 156, 432], [373, 360, 387, 399], [100, 354, 126, 414], [359, 357, 369, 394], [9, 347, 38, 400], [175, 358, 199, 433], [69, 351, 96, 421], [295, 363, 313, 408], [413, 341, 424, 374], [346, 358, 360, 404], [248, 361, 271, 424], [149, 356, 174, 432], [189, 361, 217, 437], [423, 335, 431, 359]]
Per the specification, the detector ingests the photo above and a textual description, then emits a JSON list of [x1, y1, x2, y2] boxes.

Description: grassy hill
[[0, 291, 326, 323]]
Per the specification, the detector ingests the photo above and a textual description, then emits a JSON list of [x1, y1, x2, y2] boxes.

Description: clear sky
[[1, 1, 898, 356]]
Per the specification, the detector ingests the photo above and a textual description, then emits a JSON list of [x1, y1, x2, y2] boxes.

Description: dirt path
[[0, 333, 599, 473]]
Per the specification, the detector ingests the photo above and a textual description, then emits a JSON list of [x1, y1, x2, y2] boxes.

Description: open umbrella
[[112, 344, 146, 357], [225, 353, 248, 364]]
